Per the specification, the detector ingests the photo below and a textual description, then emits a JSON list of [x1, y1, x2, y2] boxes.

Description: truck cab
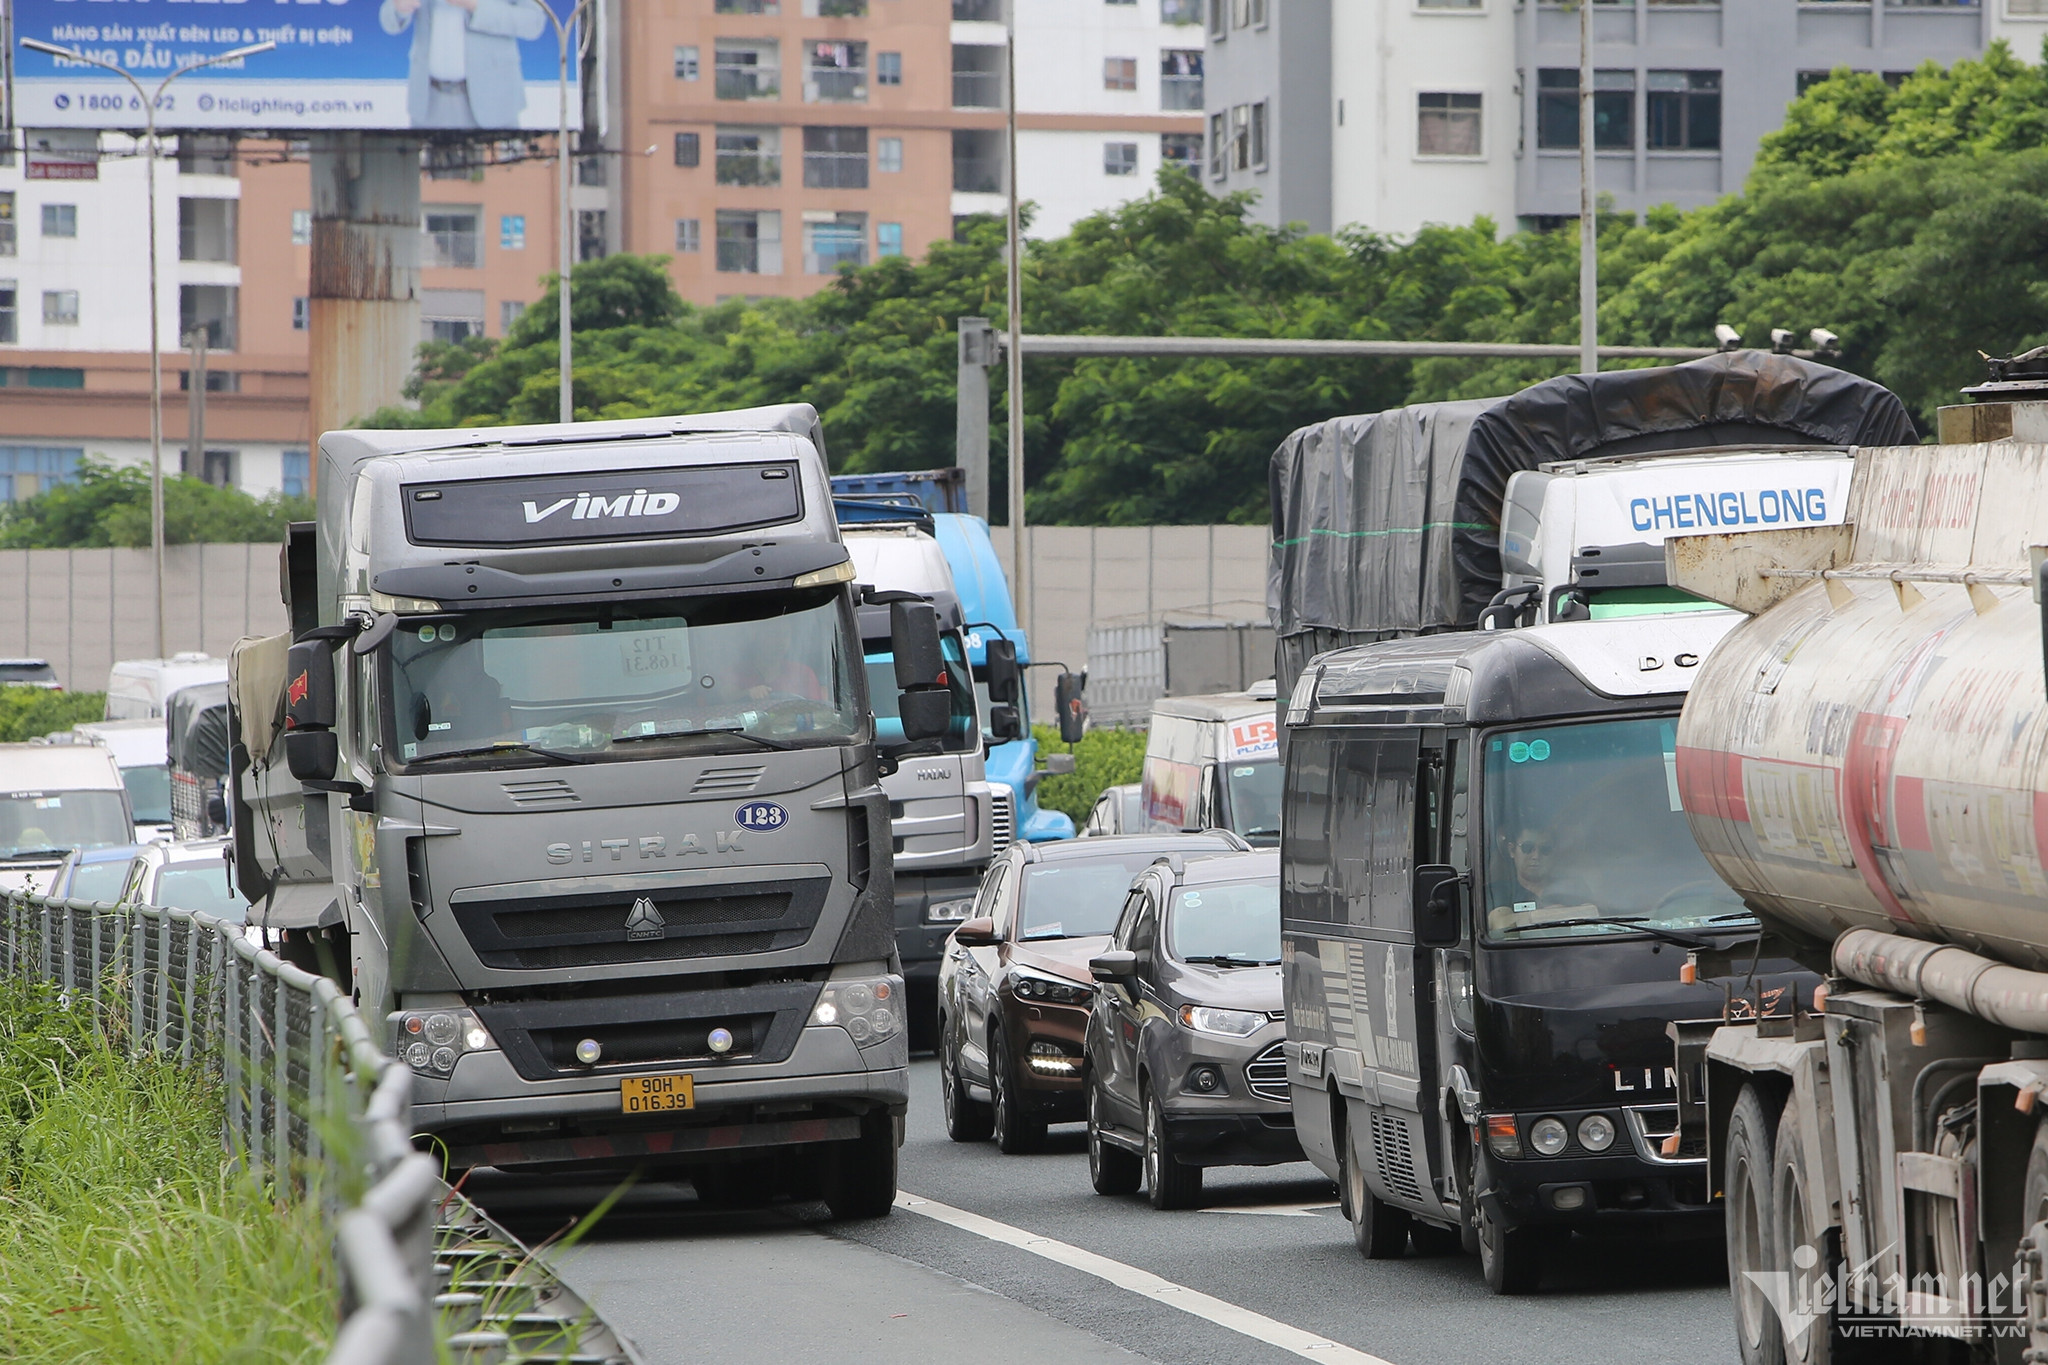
[[1142, 690, 1281, 848], [0, 743, 134, 895]]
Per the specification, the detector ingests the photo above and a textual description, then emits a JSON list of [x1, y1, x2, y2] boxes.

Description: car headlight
[[927, 896, 976, 923], [1011, 968, 1092, 1006], [811, 974, 903, 1046], [1578, 1113, 1616, 1153], [390, 1007, 496, 1076], [1178, 1004, 1266, 1038], [1529, 1116, 1569, 1157]]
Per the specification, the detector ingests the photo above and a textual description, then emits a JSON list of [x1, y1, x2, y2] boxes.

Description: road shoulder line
[[895, 1190, 1397, 1365]]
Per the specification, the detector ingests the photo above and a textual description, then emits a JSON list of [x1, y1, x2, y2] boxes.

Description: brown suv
[[936, 831, 1246, 1152]]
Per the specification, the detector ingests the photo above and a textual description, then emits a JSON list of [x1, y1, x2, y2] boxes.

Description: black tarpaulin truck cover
[[1266, 350, 1917, 698], [167, 681, 231, 780]]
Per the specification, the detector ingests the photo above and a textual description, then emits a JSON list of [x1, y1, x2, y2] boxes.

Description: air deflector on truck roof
[[402, 462, 804, 547]]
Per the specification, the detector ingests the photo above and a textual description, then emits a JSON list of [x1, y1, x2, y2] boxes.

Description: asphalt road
[[469, 1059, 1744, 1365]]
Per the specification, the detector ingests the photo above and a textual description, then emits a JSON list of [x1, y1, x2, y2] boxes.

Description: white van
[[103, 653, 229, 721], [0, 744, 135, 895], [70, 719, 173, 841], [1139, 689, 1282, 847]]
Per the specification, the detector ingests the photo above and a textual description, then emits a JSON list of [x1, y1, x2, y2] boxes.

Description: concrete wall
[[0, 543, 287, 693]]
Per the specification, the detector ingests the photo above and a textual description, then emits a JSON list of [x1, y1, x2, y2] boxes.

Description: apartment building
[[1208, 0, 2024, 240]]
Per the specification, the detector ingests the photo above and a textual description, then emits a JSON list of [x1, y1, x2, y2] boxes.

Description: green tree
[[0, 461, 314, 549], [0, 687, 105, 742]]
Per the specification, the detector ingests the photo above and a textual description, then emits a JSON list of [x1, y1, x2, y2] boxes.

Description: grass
[[0, 975, 333, 1363]]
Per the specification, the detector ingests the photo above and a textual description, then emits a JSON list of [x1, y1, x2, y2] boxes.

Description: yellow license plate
[[620, 1073, 695, 1114]]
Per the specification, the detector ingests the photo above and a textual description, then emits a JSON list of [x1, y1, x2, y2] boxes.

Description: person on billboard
[[380, 0, 548, 129]]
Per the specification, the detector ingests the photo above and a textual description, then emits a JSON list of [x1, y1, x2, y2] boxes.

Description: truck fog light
[[405, 1041, 431, 1069], [575, 1038, 603, 1065], [707, 1027, 735, 1055], [871, 1007, 896, 1036], [431, 1046, 458, 1072], [1577, 1114, 1616, 1153], [1549, 1186, 1587, 1211], [848, 1015, 874, 1043], [1529, 1117, 1569, 1157]]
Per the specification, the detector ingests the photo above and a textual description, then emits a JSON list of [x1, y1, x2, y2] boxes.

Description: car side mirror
[[985, 637, 1021, 706], [987, 702, 1024, 742], [1089, 950, 1139, 985], [953, 916, 997, 947], [1415, 863, 1466, 949], [1055, 670, 1088, 745], [1039, 752, 1076, 776]]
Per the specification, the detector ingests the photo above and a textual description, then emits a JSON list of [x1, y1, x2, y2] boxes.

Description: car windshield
[[1481, 716, 1752, 942], [0, 791, 133, 859], [155, 861, 246, 922], [1019, 851, 1189, 939], [122, 764, 172, 824], [0, 662, 57, 684], [384, 589, 862, 769], [866, 631, 978, 753], [67, 857, 134, 903], [1224, 760, 1282, 844], [1168, 880, 1281, 964]]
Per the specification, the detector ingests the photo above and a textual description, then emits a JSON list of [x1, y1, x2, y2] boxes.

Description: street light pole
[[18, 37, 274, 659], [538, 0, 599, 424], [1004, 13, 1026, 640], [1578, 0, 1598, 375]]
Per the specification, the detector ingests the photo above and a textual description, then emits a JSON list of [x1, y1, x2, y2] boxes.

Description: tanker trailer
[[1663, 372, 2048, 1365]]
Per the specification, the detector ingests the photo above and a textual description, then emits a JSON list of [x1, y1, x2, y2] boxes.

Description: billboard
[[10, 0, 581, 132]]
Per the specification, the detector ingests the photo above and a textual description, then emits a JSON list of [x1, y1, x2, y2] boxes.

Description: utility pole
[[187, 329, 207, 485], [956, 317, 994, 519], [1578, 0, 1598, 376], [1004, 20, 1026, 625]]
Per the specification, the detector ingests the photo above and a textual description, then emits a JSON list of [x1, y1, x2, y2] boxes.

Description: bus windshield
[[383, 588, 862, 769], [1480, 716, 1751, 943]]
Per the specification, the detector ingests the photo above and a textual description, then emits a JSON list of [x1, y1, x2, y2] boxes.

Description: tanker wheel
[[1771, 1100, 1834, 1365], [1726, 1083, 1787, 1365], [2016, 1118, 2048, 1365]]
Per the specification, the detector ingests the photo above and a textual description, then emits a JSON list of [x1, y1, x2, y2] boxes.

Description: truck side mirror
[[890, 601, 950, 743], [1054, 670, 1088, 745], [282, 638, 340, 783], [987, 702, 1024, 742], [1415, 864, 1466, 949], [985, 637, 1021, 706]]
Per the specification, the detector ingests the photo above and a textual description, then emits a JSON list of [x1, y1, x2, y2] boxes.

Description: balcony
[[1161, 73, 1202, 111], [952, 0, 1004, 17]]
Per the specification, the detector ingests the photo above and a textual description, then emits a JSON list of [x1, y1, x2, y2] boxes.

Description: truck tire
[[1474, 1195, 1552, 1294], [1144, 1087, 1203, 1210], [823, 1110, 898, 1221], [1726, 1083, 1787, 1365], [940, 1025, 994, 1143], [1342, 1124, 1411, 1260], [1772, 1101, 1833, 1365], [1088, 1078, 1142, 1196], [990, 1028, 1045, 1154], [2018, 1118, 2048, 1365]]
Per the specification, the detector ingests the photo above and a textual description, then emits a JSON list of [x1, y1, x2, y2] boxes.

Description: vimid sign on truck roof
[[13, 0, 580, 132]]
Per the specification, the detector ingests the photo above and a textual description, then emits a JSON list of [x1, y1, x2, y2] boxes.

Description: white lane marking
[[895, 1192, 1397, 1365], [1197, 1202, 1341, 1219]]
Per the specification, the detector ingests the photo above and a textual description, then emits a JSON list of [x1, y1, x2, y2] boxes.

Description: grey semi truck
[[227, 404, 945, 1216]]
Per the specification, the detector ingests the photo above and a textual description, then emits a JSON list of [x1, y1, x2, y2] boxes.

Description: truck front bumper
[[1483, 1152, 1717, 1235]]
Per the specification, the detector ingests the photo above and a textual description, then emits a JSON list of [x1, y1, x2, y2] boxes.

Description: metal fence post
[[181, 917, 200, 1064], [128, 908, 144, 1047], [274, 964, 291, 1180], [226, 947, 245, 1164], [156, 912, 172, 1053]]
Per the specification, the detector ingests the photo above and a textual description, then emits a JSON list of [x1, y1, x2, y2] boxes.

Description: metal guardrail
[[0, 893, 443, 1365]]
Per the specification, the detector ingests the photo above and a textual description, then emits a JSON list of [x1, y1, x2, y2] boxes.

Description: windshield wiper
[[1, 847, 72, 861], [1512, 916, 1749, 951], [610, 726, 797, 752], [1240, 827, 1281, 839], [405, 741, 597, 768], [1180, 954, 1281, 967]]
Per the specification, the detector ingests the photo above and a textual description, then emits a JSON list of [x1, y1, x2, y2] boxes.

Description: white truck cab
[[104, 653, 229, 721], [0, 743, 135, 895], [1141, 687, 1281, 847]]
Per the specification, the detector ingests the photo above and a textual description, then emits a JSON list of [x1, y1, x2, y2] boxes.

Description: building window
[[292, 296, 310, 331], [0, 194, 16, 258], [427, 319, 479, 343], [716, 126, 783, 185], [1105, 141, 1139, 175], [1418, 0, 1482, 7], [1537, 69, 1635, 150], [716, 0, 779, 11], [1161, 132, 1202, 174], [1417, 92, 1483, 156], [500, 214, 526, 250], [577, 209, 608, 262], [877, 51, 902, 86], [807, 41, 867, 102], [878, 136, 904, 173], [952, 0, 1004, 18], [1162, 0, 1201, 21], [676, 219, 702, 252], [953, 45, 1005, 108], [41, 204, 77, 238], [179, 198, 237, 263], [290, 208, 312, 247], [0, 446, 83, 502], [803, 126, 869, 188], [1250, 100, 1268, 168], [1104, 57, 1138, 91], [180, 285, 236, 349], [1209, 0, 1227, 37], [1160, 50, 1203, 110], [578, 155, 607, 187], [953, 128, 1003, 192], [717, 208, 783, 273], [716, 39, 782, 101], [805, 0, 866, 13], [675, 44, 700, 80], [1208, 111, 1226, 178], [675, 131, 701, 167], [424, 207, 481, 267], [176, 135, 236, 176], [803, 210, 867, 274], [42, 289, 78, 326], [0, 283, 15, 343], [281, 449, 309, 499], [877, 221, 903, 258], [500, 299, 526, 333], [1648, 70, 1721, 150], [1108, 0, 1136, 6], [1228, 105, 1250, 170]]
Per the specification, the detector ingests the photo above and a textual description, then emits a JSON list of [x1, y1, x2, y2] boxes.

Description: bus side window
[[1446, 735, 1469, 873], [1282, 730, 1336, 924]]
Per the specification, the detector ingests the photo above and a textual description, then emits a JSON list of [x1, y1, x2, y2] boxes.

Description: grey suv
[[1084, 849, 1298, 1209]]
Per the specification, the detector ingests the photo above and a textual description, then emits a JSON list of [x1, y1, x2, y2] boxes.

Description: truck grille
[[989, 788, 1015, 854], [1245, 1041, 1289, 1103], [1372, 1110, 1428, 1204], [1625, 1104, 1710, 1164], [451, 876, 829, 970], [474, 979, 820, 1080]]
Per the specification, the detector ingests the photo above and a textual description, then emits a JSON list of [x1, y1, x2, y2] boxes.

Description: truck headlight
[[391, 1008, 496, 1076], [1529, 1116, 1569, 1157], [1577, 1113, 1616, 1153], [927, 896, 975, 923], [1178, 1004, 1266, 1038], [811, 975, 903, 1047]]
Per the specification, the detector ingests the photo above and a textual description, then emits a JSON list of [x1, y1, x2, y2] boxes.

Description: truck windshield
[[0, 791, 133, 860], [866, 632, 978, 753], [1168, 880, 1281, 965], [122, 764, 172, 824], [1480, 716, 1751, 942], [383, 588, 862, 768], [1224, 761, 1282, 844]]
